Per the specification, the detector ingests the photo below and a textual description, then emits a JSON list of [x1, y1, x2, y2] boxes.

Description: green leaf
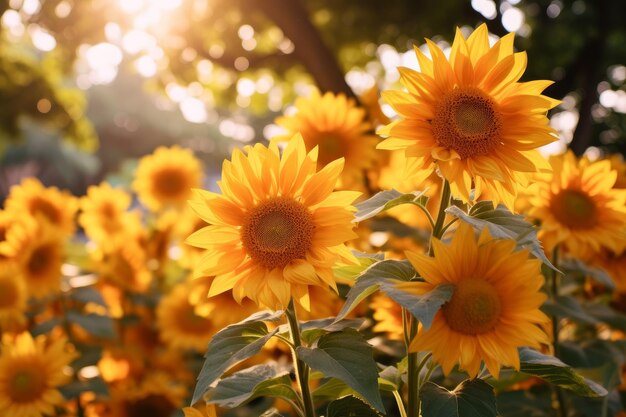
[[354, 189, 428, 222], [542, 295, 599, 325], [313, 378, 359, 402], [192, 315, 280, 404], [260, 408, 286, 417], [66, 311, 115, 339], [585, 303, 626, 332], [378, 366, 402, 391], [335, 259, 415, 321], [326, 395, 383, 417], [379, 281, 454, 330], [519, 347, 608, 397], [447, 202, 557, 271], [31, 317, 63, 336], [420, 379, 497, 417], [69, 286, 107, 307], [60, 377, 109, 399], [561, 258, 614, 289], [300, 318, 365, 344], [207, 364, 299, 409], [297, 329, 385, 413]]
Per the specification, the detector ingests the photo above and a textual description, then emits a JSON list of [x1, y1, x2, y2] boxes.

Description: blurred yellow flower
[[102, 372, 187, 417], [273, 90, 379, 190], [378, 24, 558, 209], [157, 283, 216, 352], [187, 135, 359, 310], [4, 177, 78, 236], [79, 182, 142, 248], [402, 223, 549, 378], [9, 222, 64, 299], [0, 261, 27, 332], [95, 241, 152, 293], [526, 151, 626, 257], [133, 145, 203, 212], [370, 294, 404, 341], [0, 332, 77, 417]]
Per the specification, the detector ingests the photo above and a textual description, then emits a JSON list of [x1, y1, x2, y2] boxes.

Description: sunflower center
[[550, 189, 597, 229], [0, 280, 18, 308], [442, 278, 502, 335], [432, 88, 502, 159], [8, 366, 46, 402], [241, 197, 315, 270], [315, 132, 347, 167], [153, 169, 187, 199], [27, 244, 55, 276], [29, 197, 61, 223]]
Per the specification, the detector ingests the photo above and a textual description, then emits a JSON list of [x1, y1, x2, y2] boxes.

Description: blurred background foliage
[[0, 0, 625, 198]]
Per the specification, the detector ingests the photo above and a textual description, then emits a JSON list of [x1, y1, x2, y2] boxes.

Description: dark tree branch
[[252, 0, 356, 98], [570, 0, 609, 156]]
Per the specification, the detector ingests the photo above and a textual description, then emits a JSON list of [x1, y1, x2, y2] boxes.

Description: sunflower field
[[2, 1, 626, 417]]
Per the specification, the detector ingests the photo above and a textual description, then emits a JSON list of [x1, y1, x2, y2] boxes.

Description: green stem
[[393, 390, 409, 417], [285, 301, 316, 417], [414, 202, 436, 230], [431, 180, 452, 242], [549, 247, 567, 417], [407, 317, 419, 417]]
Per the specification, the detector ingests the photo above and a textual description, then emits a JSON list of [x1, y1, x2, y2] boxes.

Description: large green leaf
[[354, 189, 428, 222], [69, 286, 107, 307], [446, 202, 556, 271], [297, 329, 385, 413], [420, 379, 497, 417], [207, 364, 300, 409], [335, 259, 415, 321], [542, 295, 599, 325], [561, 258, 615, 289], [326, 395, 383, 417], [66, 310, 115, 339], [379, 281, 454, 330], [191, 312, 282, 404], [518, 347, 608, 397]]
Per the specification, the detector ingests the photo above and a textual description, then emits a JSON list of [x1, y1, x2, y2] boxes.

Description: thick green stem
[[431, 180, 452, 242], [285, 301, 316, 417], [549, 247, 567, 417], [408, 179, 451, 417], [407, 317, 419, 417]]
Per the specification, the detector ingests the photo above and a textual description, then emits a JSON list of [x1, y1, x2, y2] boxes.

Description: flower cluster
[[2, 24, 625, 417]]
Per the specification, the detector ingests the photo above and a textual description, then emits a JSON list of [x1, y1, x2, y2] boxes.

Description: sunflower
[[94, 241, 152, 293], [594, 250, 626, 293], [103, 372, 186, 417], [0, 332, 77, 417], [608, 153, 626, 189], [175, 208, 210, 269], [400, 222, 550, 378], [79, 182, 143, 248], [526, 151, 626, 257], [370, 294, 403, 341], [0, 261, 27, 332], [187, 276, 260, 330], [156, 283, 216, 352], [183, 405, 217, 417], [4, 177, 78, 236], [273, 90, 379, 190], [378, 24, 558, 209], [133, 145, 203, 212], [186, 135, 360, 310], [7, 222, 64, 299]]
